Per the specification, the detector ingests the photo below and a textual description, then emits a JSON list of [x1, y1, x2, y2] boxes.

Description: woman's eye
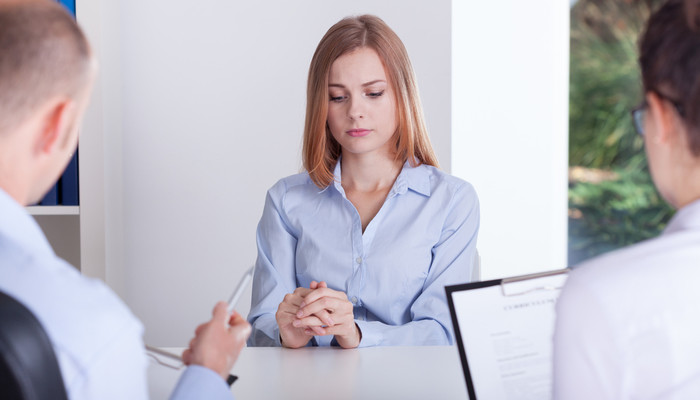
[[330, 95, 345, 102], [367, 90, 384, 98]]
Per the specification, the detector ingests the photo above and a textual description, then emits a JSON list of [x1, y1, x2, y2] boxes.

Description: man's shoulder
[[0, 243, 143, 367]]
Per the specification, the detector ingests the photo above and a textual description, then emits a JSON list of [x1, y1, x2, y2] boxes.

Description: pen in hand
[[146, 265, 256, 383], [227, 265, 255, 316]]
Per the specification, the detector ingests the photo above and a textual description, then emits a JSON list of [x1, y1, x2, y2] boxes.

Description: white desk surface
[[148, 346, 468, 400]]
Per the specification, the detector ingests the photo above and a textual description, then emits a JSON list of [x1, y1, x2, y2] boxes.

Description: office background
[[64, 0, 568, 346]]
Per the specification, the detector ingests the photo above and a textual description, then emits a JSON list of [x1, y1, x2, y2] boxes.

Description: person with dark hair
[[553, 0, 700, 398], [0, 1, 250, 398]]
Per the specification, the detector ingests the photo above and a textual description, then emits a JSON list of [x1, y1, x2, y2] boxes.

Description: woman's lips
[[347, 129, 371, 137]]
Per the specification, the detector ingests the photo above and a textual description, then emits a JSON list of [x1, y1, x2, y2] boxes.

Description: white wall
[[87, 0, 569, 345], [109, 0, 451, 346], [452, 0, 570, 280]]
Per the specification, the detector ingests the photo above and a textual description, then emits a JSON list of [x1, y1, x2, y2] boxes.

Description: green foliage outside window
[[568, 0, 673, 265]]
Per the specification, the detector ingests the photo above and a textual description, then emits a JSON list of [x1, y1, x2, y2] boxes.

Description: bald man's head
[[0, 0, 92, 135]]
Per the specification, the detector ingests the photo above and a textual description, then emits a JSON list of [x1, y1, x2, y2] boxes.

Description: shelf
[[26, 206, 80, 216]]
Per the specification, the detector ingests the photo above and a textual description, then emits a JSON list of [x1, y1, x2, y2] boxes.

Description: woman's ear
[[645, 91, 679, 146], [33, 98, 77, 156]]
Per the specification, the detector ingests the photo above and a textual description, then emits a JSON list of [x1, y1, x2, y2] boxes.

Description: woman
[[554, 0, 700, 398], [247, 15, 479, 348]]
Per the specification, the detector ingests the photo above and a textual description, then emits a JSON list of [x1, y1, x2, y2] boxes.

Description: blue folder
[[37, 0, 77, 206], [57, 0, 75, 15], [60, 151, 79, 205], [39, 184, 59, 206]]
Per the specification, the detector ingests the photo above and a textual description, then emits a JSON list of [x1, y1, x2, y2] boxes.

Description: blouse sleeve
[[247, 182, 299, 347]]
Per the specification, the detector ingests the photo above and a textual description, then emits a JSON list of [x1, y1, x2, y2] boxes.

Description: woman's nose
[[347, 98, 365, 120]]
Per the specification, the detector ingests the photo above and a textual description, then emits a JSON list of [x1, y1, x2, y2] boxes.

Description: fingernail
[[299, 302, 305, 308], [293, 320, 301, 327], [327, 317, 334, 326], [305, 329, 313, 335], [296, 310, 303, 318]]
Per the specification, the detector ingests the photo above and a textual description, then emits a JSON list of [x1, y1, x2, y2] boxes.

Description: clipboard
[[445, 268, 569, 400]]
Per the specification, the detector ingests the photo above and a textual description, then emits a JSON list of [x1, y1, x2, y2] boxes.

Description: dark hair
[[0, 0, 91, 134], [640, 0, 700, 155]]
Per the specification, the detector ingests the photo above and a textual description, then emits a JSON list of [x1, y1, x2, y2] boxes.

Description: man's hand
[[182, 301, 251, 380]]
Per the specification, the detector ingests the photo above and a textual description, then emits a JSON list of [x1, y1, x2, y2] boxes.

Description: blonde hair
[[303, 15, 439, 188], [0, 0, 91, 135]]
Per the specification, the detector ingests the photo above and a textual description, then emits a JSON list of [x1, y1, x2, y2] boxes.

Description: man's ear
[[645, 92, 678, 146], [33, 98, 77, 156]]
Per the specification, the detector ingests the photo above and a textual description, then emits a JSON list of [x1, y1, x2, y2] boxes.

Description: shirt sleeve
[[78, 318, 150, 399], [553, 270, 622, 400], [356, 182, 480, 347], [80, 318, 234, 400], [170, 365, 234, 400], [247, 184, 298, 347]]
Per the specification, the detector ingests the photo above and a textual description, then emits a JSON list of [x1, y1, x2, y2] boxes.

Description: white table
[[148, 346, 469, 400]]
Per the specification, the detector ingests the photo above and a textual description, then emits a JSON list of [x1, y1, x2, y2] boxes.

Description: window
[[568, 0, 672, 265]]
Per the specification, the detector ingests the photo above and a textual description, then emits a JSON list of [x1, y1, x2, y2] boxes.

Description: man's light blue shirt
[[248, 161, 480, 347], [0, 188, 232, 399]]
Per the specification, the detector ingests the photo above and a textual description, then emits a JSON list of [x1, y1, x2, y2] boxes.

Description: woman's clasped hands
[[276, 281, 361, 349]]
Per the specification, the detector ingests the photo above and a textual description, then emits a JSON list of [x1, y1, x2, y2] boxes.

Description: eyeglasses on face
[[630, 91, 685, 137]]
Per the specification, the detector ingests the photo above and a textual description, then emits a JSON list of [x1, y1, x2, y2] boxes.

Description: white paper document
[[446, 269, 569, 400]]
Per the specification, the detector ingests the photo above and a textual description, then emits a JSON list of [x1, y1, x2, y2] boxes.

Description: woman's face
[[326, 47, 398, 159]]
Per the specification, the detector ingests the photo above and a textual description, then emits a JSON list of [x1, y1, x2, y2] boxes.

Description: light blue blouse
[[248, 161, 480, 347]]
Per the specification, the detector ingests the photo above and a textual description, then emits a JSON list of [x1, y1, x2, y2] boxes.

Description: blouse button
[[356, 257, 362, 264]]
